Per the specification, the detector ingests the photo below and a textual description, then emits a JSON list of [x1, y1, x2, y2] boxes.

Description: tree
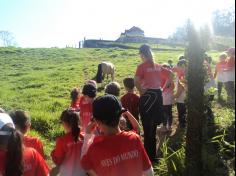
[[0, 31, 16, 47], [212, 6, 235, 37], [169, 21, 189, 44], [185, 21, 205, 176], [199, 25, 212, 51]]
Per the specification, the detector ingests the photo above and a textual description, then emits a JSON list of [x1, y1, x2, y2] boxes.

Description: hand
[[86, 121, 97, 134]]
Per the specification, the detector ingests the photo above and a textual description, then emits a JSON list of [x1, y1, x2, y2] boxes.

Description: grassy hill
[[0, 47, 234, 175]]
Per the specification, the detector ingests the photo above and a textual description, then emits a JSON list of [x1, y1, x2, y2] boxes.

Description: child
[[161, 64, 175, 131], [0, 113, 49, 176], [214, 53, 228, 100], [70, 87, 81, 111], [167, 59, 174, 68], [9, 110, 45, 158], [105, 81, 121, 97], [121, 78, 140, 122], [174, 60, 187, 128], [51, 109, 86, 176], [80, 81, 97, 133], [81, 95, 154, 176], [225, 47, 235, 104]]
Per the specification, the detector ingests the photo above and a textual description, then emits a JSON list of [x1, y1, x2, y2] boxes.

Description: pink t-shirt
[[135, 61, 171, 90]]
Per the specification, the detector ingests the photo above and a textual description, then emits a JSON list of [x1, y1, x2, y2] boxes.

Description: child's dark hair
[[70, 88, 80, 103], [9, 110, 31, 132], [105, 82, 121, 97], [123, 78, 135, 90], [0, 125, 24, 176], [60, 110, 80, 142], [93, 95, 126, 128]]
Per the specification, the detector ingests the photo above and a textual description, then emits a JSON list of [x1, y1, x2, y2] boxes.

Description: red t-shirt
[[215, 60, 227, 72], [172, 66, 185, 79], [23, 135, 45, 158], [79, 96, 93, 132], [121, 92, 140, 121], [135, 61, 171, 90], [70, 97, 81, 110], [51, 132, 86, 176], [161, 70, 175, 93], [0, 147, 49, 176], [227, 56, 235, 70], [81, 131, 152, 176]]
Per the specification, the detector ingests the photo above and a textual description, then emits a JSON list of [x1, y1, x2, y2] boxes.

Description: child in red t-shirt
[[81, 95, 154, 176], [161, 64, 175, 131], [121, 78, 140, 122], [9, 110, 45, 158], [70, 87, 81, 111], [80, 81, 97, 133], [51, 109, 86, 176], [0, 113, 49, 176]]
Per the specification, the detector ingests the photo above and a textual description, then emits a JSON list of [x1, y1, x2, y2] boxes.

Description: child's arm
[[81, 121, 97, 158], [122, 110, 140, 134], [134, 76, 144, 95], [214, 66, 218, 79], [174, 80, 185, 99], [163, 72, 174, 91]]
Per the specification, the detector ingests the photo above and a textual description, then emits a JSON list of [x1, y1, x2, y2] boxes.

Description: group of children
[[0, 47, 234, 176]]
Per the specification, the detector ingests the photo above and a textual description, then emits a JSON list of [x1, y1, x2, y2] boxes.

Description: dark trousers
[[139, 89, 164, 162], [225, 81, 235, 104], [163, 105, 173, 127], [217, 82, 223, 98], [177, 103, 186, 127]]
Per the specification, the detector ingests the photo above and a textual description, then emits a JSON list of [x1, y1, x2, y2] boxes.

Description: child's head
[[178, 55, 186, 61], [105, 81, 121, 97], [82, 82, 97, 99], [60, 109, 80, 142], [87, 80, 97, 89], [123, 78, 135, 91], [226, 47, 235, 57], [168, 59, 173, 65], [219, 52, 227, 61], [93, 95, 124, 130], [70, 88, 80, 103], [177, 59, 187, 69], [162, 63, 171, 70], [9, 110, 31, 134], [0, 113, 23, 175]]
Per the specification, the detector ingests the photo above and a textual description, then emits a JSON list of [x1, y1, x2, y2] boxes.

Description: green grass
[[0, 46, 234, 174]]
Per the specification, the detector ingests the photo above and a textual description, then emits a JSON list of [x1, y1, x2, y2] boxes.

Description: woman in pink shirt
[[134, 44, 173, 162]]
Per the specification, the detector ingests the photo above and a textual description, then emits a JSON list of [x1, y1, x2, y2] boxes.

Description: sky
[[0, 0, 235, 48]]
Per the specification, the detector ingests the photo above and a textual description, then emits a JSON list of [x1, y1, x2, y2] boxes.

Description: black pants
[[139, 89, 164, 162], [163, 105, 173, 127], [177, 103, 186, 128], [225, 81, 235, 103], [217, 82, 223, 98]]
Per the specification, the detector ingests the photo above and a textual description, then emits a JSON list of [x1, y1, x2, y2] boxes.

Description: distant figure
[[70, 87, 81, 111], [167, 59, 174, 68], [95, 62, 115, 83]]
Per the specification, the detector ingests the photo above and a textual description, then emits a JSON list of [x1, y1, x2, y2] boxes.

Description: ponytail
[[139, 44, 155, 67], [60, 110, 80, 143], [5, 129, 24, 176], [71, 113, 80, 142]]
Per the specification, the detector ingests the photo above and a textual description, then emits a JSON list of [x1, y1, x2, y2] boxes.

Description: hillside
[[0, 47, 234, 175]]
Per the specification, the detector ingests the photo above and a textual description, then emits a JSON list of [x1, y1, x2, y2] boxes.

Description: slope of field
[[0, 47, 234, 175]]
